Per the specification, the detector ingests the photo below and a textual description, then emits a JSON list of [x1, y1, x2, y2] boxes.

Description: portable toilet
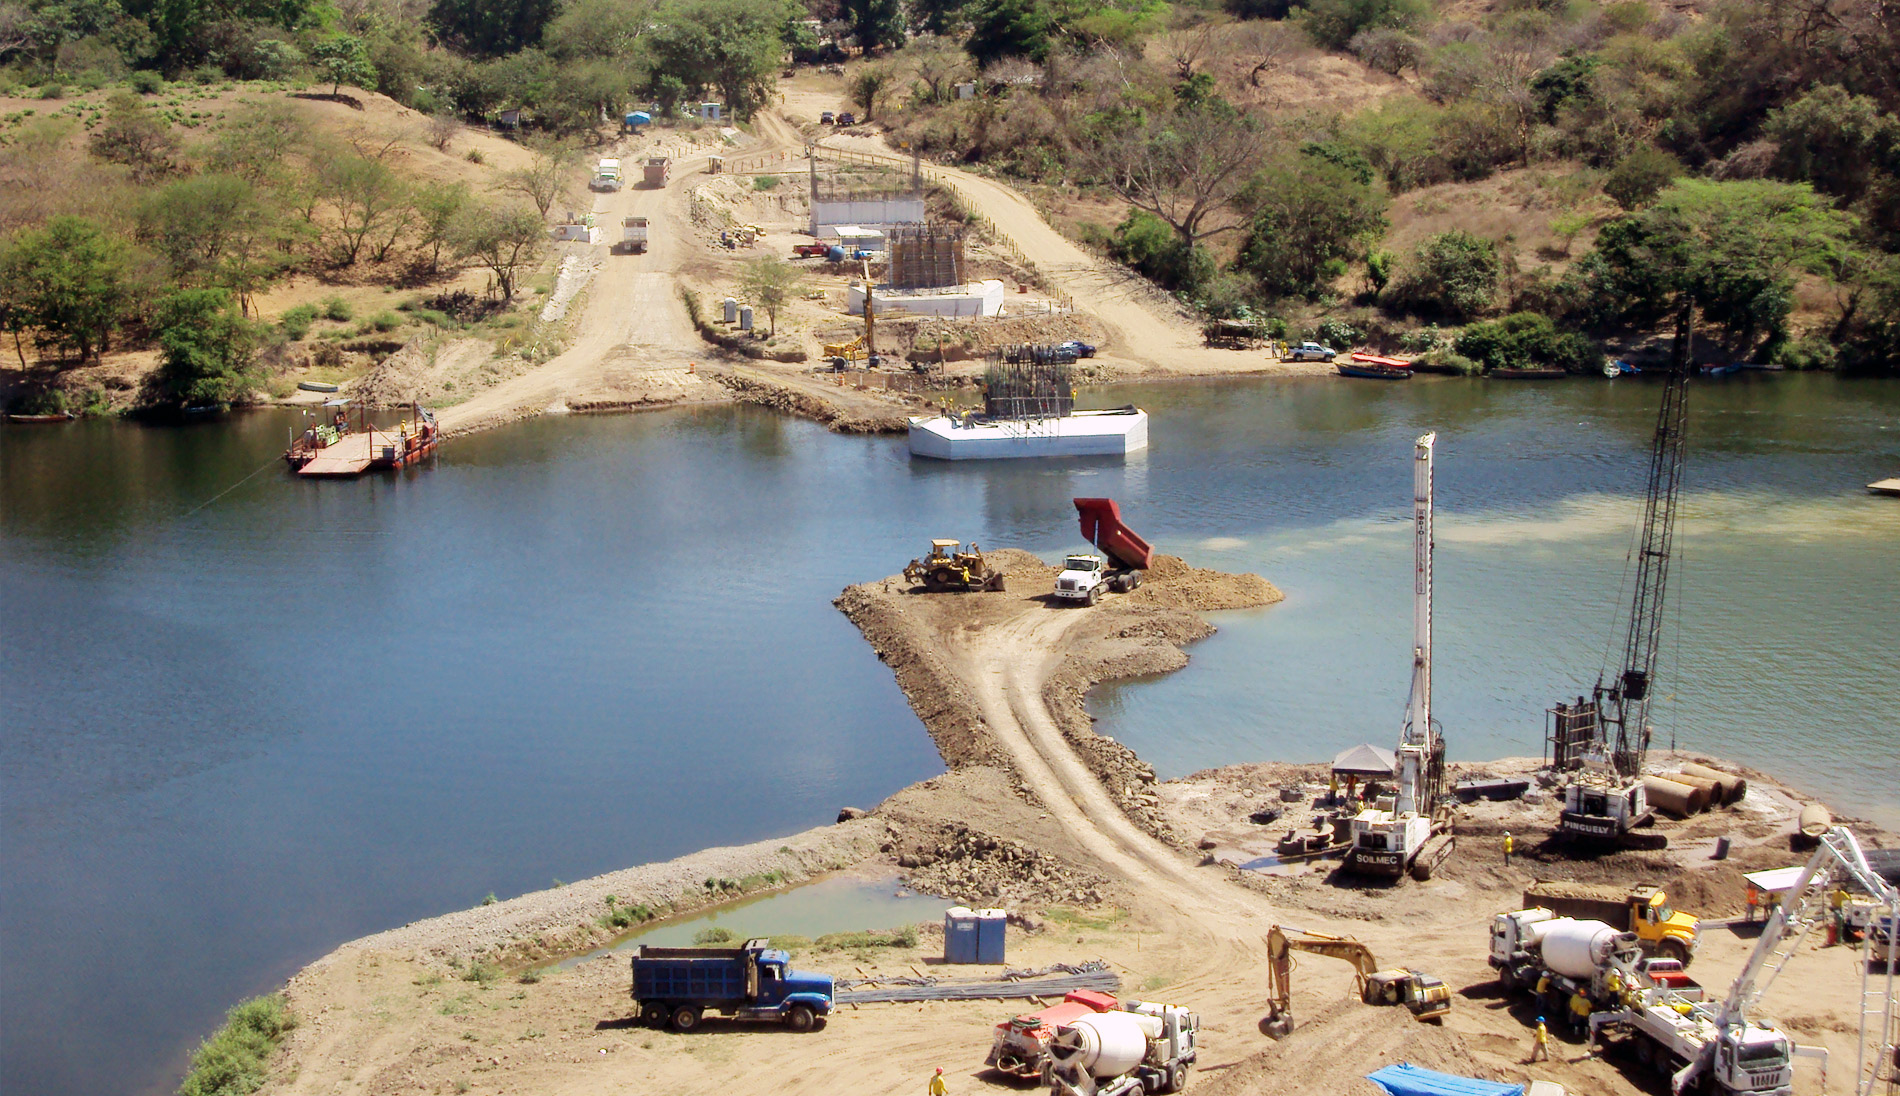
[[722, 297, 738, 323], [944, 906, 979, 964], [738, 305, 754, 331], [976, 908, 1007, 964]]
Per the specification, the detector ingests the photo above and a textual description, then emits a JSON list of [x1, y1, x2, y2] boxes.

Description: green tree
[[544, 0, 659, 60], [965, 0, 1051, 65], [1603, 146, 1683, 211], [847, 0, 905, 51], [0, 216, 138, 362], [1575, 179, 1859, 349], [1454, 312, 1601, 372], [643, 0, 795, 119], [501, 136, 578, 218], [310, 35, 374, 98], [915, 0, 969, 36], [1386, 229, 1499, 319], [88, 89, 179, 182], [851, 65, 892, 119], [1109, 209, 1216, 293], [150, 288, 262, 408], [1762, 86, 1895, 204], [453, 202, 544, 299], [429, 0, 562, 57], [413, 181, 471, 272], [1299, 0, 1429, 51], [737, 254, 804, 335], [319, 154, 408, 266], [1235, 150, 1389, 300]]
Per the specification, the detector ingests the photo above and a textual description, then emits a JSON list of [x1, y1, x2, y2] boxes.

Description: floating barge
[[909, 355, 1146, 461], [284, 401, 440, 477], [907, 407, 1148, 460]]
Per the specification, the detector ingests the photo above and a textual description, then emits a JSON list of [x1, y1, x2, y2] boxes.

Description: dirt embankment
[[708, 365, 916, 434], [834, 551, 1282, 845]]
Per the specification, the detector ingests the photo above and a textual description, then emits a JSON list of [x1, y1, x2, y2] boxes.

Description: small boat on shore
[[1603, 360, 1640, 377], [1698, 362, 1741, 377], [1869, 478, 1900, 497], [1490, 367, 1566, 379], [297, 380, 340, 393], [1337, 353, 1413, 380], [6, 412, 73, 423]]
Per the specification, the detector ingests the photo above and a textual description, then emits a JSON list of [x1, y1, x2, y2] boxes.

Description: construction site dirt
[[259, 550, 1891, 1096]]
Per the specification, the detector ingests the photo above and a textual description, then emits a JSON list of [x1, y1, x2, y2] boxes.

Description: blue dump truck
[[631, 939, 834, 1032]]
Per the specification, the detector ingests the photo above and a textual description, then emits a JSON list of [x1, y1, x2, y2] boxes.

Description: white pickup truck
[[1053, 554, 1141, 606]]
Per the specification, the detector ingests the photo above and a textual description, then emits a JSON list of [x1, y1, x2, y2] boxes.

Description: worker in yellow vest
[[929, 1066, 948, 1096], [1529, 1016, 1551, 1062], [1504, 831, 1515, 866]]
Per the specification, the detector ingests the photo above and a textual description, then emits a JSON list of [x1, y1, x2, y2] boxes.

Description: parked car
[[1287, 342, 1337, 362], [1057, 340, 1097, 359], [837, 111, 857, 126], [820, 111, 835, 125]]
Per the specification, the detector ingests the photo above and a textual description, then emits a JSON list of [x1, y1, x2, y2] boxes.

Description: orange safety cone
[[688, 362, 696, 374]]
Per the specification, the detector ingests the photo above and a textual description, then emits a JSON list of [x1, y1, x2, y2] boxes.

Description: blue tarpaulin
[[1367, 1064, 1526, 1096]]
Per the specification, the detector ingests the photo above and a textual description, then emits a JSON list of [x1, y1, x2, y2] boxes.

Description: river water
[[3, 374, 1896, 1096]]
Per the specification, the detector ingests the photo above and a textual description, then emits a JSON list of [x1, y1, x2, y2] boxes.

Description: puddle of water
[[544, 873, 944, 972]]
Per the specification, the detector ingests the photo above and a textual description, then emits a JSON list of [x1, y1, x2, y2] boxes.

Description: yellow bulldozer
[[1262, 925, 1450, 1038], [904, 540, 1007, 593]]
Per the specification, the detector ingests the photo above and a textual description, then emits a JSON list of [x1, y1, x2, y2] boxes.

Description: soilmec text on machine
[[905, 540, 1008, 592], [629, 938, 834, 1032], [1053, 498, 1153, 606]]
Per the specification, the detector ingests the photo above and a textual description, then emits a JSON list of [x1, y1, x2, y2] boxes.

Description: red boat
[[1338, 352, 1413, 379]]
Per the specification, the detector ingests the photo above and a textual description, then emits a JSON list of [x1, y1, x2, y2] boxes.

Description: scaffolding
[[888, 225, 966, 289], [982, 360, 1074, 420]]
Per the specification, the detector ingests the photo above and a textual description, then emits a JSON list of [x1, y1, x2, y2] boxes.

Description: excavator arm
[[1264, 926, 1379, 1036]]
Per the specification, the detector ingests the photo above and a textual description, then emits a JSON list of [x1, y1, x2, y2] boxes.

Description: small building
[[955, 81, 976, 100], [550, 212, 600, 243], [848, 279, 1006, 319], [699, 102, 723, 121], [497, 107, 523, 129]]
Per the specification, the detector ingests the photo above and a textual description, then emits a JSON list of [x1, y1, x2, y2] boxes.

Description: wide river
[[3, 374, 1896, 1096]]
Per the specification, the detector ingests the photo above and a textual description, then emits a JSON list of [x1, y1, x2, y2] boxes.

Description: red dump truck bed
[[1074, 498, 1153, 570]]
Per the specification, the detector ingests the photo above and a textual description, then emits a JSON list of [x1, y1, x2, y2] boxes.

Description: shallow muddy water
[[3, 372, 1895, 1095]]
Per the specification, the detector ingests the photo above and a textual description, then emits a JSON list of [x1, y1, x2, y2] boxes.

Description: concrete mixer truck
[[1490, 908, 1644, 1026], [1046, 1000, 1200, 1096]]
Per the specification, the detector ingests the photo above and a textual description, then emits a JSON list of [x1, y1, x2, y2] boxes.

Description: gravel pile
[[899, 824, 1108, 906]]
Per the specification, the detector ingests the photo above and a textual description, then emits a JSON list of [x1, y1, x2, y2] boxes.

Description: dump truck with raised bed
[[1047, 1000, 1199, 1096], [1054, 498, 1152, 604], [988, 989, 1119, 1080], [630, 938, 833, 1032], [1524, 881, 1699, 963], [904, 539, 1006, 592]]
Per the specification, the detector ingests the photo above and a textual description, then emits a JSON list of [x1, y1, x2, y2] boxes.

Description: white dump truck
[[1053, 498, 1151, 606], [591, 158, 623, 191], [620, 216, 649, 254], [1046, 1001, 1198, 1096]]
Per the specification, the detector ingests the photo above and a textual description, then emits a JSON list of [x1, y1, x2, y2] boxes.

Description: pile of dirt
[[353, 335, 513, 409], [1661, 864, 1752, 918], [1131, 554, 1285, 612], [897, 823, 1109, 906]]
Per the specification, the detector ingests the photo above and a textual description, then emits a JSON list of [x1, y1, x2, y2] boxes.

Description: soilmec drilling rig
[[1344, 432, 1455, 882]]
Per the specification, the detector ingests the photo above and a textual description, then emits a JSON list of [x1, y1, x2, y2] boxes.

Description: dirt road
[[809, 132, 1329, 380]]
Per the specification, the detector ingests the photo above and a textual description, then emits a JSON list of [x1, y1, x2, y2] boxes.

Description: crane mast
[[1397, 432, 1439, 816], [1599, 348, 1691, 778]]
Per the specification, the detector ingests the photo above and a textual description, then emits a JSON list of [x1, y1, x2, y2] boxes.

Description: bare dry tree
[[1158, 18, 1223, 81], [426, 111, 461, 152], [1235, 20, 1302, 88], [499, 137, 580, 219], [1082, 107, 1272, 247]]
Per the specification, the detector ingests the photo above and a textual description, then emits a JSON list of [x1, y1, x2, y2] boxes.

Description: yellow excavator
[[1263, 925, 1451, 1038]]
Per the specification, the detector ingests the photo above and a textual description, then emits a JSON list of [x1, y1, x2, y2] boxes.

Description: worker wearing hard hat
[[1504, 831, 1515, 866], [929, 1066, 948, 1096], [1529, 1016, 1550, 1062]]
